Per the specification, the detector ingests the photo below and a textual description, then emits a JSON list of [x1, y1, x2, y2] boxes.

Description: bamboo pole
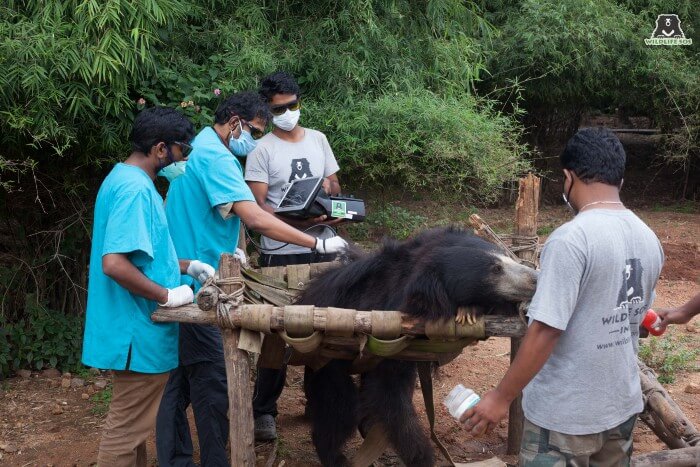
[[507, 173, 540, 455], [152, 304, 528, 339], [631, 446, 700, 467], [218, 254, 255, 466]]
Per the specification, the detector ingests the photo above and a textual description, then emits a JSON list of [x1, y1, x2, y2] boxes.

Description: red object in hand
[[642, 309, 665, 336]]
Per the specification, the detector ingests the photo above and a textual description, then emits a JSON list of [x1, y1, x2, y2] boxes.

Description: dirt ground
[[0, 206, 698, 467]]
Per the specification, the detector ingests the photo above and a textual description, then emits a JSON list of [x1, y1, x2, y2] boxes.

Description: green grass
[[639, 335, 699, 384], [90, 384, 113, 416], [347, 204, 427, 242], [276, 435, 290, 458], [650, 201, 699, 214], [537, 224, 555, 236], [73, 366, 93, 381]]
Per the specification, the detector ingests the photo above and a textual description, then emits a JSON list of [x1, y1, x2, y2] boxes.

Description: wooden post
[[507, 173, 540, 454], [219, 254, 256, 466]]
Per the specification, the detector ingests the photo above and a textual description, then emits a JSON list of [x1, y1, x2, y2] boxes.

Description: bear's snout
[[493, 255, 538, 302]]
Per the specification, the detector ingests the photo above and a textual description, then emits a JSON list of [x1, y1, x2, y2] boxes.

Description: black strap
[[417, 361, 457, 467]]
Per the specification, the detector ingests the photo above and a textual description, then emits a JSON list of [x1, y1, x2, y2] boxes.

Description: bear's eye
[[492, 263, 503, 274]]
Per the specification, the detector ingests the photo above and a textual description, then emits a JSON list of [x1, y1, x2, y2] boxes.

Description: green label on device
[[331, 201, 347, 218]]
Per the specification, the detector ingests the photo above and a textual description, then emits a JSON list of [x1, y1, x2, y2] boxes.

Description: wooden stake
[[507, 173, 540, 455], [219, 254, 255, 466]]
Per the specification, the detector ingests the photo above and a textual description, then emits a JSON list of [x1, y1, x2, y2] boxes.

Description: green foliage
[[651, 200, 699, 213], [656, 73, 700, 197], [0, 0, 191, 165], [0, 326, 10, 377], [0, 0, 522, 196], [310, 91, 531, 200], [483, 0, 699, 180], [0, 294, 83, 377], [348, 204, 428, 241], [484, 0, 697, 111], [639, 335, 699, 384], [536, 224, 555, 236], [90, 384, 113, 416]]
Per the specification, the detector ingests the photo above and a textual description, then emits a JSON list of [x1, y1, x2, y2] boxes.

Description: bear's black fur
[[297, 227, 537, 466]]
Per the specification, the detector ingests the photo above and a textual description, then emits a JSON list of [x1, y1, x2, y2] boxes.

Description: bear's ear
[[401, 267, 452, 320]]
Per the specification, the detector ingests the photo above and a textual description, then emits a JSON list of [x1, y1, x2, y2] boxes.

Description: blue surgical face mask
[[158, 161, 187, 182], [229, 120, 258, 157]]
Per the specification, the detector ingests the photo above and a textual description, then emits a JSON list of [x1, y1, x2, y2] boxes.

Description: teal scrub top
[[165, 127, 255, 366], [165, 126, 255, 275], [82, 163, 181, 373]]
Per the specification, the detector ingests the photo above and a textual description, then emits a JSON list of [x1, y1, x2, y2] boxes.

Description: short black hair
[[560, 127, 626, 185], [214, 91, 271, 125], [130, 107, 195, 154], [258, 71, 300, 102]]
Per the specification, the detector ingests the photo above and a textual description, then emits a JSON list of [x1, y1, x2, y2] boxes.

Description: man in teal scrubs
[[156, 91, 348, 466], [82, 107, 216, 467]]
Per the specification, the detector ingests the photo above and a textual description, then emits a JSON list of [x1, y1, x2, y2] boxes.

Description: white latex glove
[[234, 248, 248, 266], [159, 285, 194, 308], [314, 236, 348, 255], [187, 260, 216, 284]]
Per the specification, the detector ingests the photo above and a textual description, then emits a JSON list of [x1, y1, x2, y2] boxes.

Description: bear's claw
[[455, 306, 478, 325]]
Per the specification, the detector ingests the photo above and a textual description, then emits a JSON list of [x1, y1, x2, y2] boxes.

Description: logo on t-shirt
[[597, 258, 646, 349], [617, 258, 644, 308], [289, 158, 314, 182]]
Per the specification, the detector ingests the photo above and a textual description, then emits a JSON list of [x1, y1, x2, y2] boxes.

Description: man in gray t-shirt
[[245, 72, 342, 266], [460, 128, 663, 466], [245, 127, 340, 256], [244, 71, 344, 442]]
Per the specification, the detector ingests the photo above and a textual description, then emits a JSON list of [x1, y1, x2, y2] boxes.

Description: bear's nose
[[529, 270, 539, 286]]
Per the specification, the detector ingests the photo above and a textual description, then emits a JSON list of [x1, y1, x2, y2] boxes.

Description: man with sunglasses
[[157, 111, 265, 183], [244, 71, 345, 441], [156, 91, 347, 467], [82, 107, 217, 466]]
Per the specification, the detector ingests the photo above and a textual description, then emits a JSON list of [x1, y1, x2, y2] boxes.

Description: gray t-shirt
[[244, 129, 340, 255], [522, 209, 664, 435]]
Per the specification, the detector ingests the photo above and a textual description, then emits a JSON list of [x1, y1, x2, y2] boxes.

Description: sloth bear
[[296, 227, 538, 466]]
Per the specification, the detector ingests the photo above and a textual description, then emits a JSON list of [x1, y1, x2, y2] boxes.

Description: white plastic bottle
[[444, 384, 481, 420]]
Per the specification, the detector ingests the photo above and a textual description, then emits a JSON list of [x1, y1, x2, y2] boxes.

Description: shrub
[[347, 204, 428, 241], [482, 0, 699, 193], [309, 91, 531, 201], [639, 335, 699, 384], [0, 294, 83, 377]]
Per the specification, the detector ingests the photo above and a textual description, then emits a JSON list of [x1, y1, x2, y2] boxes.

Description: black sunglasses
[[243, 122, 266, 140], [269, 100, 301, 116], [173, 141, 193, 157]]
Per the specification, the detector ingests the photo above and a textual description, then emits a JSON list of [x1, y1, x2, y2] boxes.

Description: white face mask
[[272, 109, 300, 132]]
